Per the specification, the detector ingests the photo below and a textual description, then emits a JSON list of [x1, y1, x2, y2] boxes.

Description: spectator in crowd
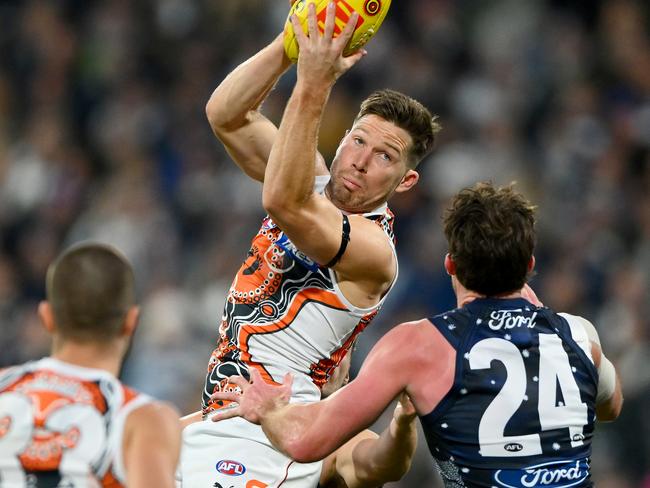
[[0, 1, 648, 485]]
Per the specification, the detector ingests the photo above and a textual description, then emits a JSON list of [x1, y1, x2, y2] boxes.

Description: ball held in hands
[[283, 0, 391, 63]]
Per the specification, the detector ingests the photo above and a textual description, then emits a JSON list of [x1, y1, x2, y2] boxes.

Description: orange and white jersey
[[0, 357, 152, 487], [202, 176, 398, 414]]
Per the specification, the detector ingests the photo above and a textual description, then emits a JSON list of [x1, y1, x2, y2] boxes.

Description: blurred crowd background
[[1, 0, 648, 485]]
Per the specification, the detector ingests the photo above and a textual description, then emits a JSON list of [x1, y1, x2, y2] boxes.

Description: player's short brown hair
[[443, 182, 536, 296], [46, 243, 135, 341], [355, 89, 441, 168]]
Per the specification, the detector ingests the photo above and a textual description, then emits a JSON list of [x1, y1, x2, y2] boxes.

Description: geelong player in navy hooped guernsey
[[210, 182, 623, 488]]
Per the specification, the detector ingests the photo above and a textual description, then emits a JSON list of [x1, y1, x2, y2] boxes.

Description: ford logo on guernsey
[[216, 460, 246, 476], [495, 459, 589, 488]]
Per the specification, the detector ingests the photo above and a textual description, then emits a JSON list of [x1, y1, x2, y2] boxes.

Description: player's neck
[[455, 282, 522, 308], [51, 339, 124, 377]]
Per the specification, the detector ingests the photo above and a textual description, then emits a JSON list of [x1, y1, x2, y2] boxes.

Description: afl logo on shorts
[[216, 460, 246, 476], [364, 0, 381, 16]]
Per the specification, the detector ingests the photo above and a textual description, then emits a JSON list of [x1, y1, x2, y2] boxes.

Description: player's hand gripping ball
[[284, 0, 391, 63]]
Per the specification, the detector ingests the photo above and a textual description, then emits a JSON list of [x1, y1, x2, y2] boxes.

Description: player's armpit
[[123, 402, 182, 488]]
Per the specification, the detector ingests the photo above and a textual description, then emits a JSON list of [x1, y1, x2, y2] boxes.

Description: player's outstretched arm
[[263, 3, 362, 207], [206, 34, 295, 182], [325, 393, 417, 488], [210, 320, 453, 463], [262, 5, 395, 302], [123, 402, 182, 488]]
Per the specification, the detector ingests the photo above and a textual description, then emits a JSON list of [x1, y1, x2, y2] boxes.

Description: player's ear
[[38, 301, 56, 334], [528, 256, 535, 273], [444, 253, 456, 276], [122, 306, 140, 337], [394, 169, 419, 193]]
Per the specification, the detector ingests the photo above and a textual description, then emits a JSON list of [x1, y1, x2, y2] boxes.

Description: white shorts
[[179, 416, 322, 488]]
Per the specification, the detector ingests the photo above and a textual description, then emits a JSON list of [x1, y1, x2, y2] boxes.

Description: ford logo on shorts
[[216, 460, 246, 476]]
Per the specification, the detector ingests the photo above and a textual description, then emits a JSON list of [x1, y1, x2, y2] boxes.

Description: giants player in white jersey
[[182, 347, 420, 488], [212, 183, 623, 488], [179, 3, 440, 488], [0, 243, 181, 488]]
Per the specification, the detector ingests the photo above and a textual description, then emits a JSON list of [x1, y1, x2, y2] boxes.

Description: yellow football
[[283, 0, 391, 63]]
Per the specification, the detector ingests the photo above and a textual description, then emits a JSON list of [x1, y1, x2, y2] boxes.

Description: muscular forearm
[[206, 34, 291, 130], [356, 416, 417, 483], [263, 80, 332, 216], [261, 401, 350, 463]]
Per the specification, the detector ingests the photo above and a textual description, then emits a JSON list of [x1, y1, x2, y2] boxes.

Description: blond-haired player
[[180, 3, 439, 488]]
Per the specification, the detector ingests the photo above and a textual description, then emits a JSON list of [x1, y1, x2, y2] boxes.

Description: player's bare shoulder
[[123, 400, 181, 487], [125, 400, 181, 440]]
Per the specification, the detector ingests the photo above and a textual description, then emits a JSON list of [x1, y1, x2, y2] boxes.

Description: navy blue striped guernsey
[[420, 298, 598, 488]]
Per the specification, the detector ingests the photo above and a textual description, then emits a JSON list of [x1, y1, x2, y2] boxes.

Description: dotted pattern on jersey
[[419, 298, 598, 488]]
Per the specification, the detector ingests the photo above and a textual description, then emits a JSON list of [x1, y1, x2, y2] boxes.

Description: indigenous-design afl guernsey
[[0, 358, 151, 488], [202, 177, 397, 414], [420, 298, 598, 488]]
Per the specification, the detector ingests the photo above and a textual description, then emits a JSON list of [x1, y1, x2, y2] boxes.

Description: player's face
[[327, 115, 419, 213]]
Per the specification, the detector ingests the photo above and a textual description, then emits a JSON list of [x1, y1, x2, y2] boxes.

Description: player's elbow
[[280, 428, 330, 463], [596, 394, 623, 422], [262, 190, 280, 216], [282, 439, 323, 464], [205, 97, 228, 132], [205, 93, 243, 133], [363, 456, 412, 484], [262, 191, 296, 223]]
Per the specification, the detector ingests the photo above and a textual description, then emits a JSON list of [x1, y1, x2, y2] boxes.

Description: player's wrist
[[296, 66, 337, 86], [292, 80, 332, 108], [271, 33, 294, 69]]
